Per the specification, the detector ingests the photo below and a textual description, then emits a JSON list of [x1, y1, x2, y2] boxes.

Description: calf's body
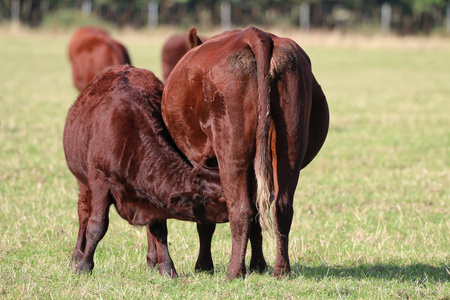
[[63, 65, 228, 277]]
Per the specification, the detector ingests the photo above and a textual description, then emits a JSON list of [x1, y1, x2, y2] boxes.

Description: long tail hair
[[245, 27, 274, 232]]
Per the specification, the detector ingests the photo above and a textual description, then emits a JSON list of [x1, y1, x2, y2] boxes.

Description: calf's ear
[[188, 27, 203, 48]]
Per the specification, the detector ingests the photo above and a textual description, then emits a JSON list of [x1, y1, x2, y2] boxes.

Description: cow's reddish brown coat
[[161, 34, 191, 82], [161, 27, 329, 280], [68, 27, 131, 91], [161, 32, 208, 82]]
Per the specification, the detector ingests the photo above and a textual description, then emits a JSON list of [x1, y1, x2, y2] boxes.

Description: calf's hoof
[[70, 249, 84, 268], [146, 255, 158, 269], [69, 258, 79, 269], [75, 260, 94, 274], [159, 263, 178, 278]]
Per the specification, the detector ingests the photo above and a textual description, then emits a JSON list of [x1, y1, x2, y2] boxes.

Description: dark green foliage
[[1, 0, 449, 33]]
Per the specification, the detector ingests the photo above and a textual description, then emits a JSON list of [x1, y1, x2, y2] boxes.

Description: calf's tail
[[246, 27, 274, 232]]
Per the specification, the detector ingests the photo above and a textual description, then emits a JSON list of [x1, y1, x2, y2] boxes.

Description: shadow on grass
[[288, 263, 449, 283]]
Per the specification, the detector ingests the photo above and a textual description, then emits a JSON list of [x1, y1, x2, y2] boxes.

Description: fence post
[[81, 0, 92, 16], [40, 1, 49, 15], [148, 1, 158, 29], [299, 2, 310, 33], [221, 1, 231, 30], [447, 4, 450, 33], [381, 2, 392, 34], [11, 0, 20, 25]]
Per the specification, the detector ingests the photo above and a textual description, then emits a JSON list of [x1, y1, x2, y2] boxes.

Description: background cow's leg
[[195, 223, 215, 273], [70, 180, 91, 268], [148, 221, 178, 278], [75, 179, 110, 274], [249, 217, 267, 273], [146, 225, 158, 269]]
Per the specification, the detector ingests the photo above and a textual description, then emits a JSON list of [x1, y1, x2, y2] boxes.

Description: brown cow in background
[[161, 33, 207, 82], [161, 34, 191, 82], [68, 27, 131, 91], [63, 65, 230, 277], [162, 27, 329, 280]]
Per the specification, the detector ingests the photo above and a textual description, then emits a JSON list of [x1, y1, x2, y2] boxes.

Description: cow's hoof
[[272, 264, 290, 278], [226, 264, 246, 281]]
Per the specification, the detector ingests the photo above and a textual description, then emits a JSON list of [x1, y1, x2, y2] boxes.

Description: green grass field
[[0, 27, 449, 299]]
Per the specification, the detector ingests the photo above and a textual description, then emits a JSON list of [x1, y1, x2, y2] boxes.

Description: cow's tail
[[246, 27, 274, 233]]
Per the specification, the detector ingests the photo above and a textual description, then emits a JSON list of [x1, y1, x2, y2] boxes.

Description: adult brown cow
[[161, 34, 191, 82], [161, 27, 329, 280], [161, 33, 207, 82], [63, 65, 229, 277], [68, 27, 131, 92]]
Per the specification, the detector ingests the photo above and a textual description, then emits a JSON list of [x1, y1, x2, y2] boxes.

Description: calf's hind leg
[[149, 221, 178, 278], [146, 225, 158, 268], [272, 189, 295, 276], [75, 179, 111, 274], [70, 181, 91, 267]]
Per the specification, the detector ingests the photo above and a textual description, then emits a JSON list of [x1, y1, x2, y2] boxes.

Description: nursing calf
[[63, 65, 228, 277], [68, 27, 131, 91]]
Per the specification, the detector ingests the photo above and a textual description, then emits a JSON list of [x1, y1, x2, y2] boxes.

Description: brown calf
[[63, 65, 229, 277]]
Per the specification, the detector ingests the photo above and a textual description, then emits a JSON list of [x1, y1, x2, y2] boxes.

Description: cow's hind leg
[[149, 221, 178, 278], [227, 199, 253, 280], [221, 169, 254, 280], [194, 221, 266, 275], [70, 180, 91, 268], [272, 189, 294, 276], [270, 107, 303, 277], [195, 223, 216, 273], [75, 179, 111, 274]]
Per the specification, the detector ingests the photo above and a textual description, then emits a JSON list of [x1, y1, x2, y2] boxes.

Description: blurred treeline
[[1, 0, 449, 34]]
